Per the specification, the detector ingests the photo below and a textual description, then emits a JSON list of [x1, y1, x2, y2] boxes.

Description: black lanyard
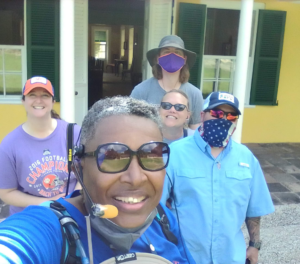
[[183, 128, 188, 138]]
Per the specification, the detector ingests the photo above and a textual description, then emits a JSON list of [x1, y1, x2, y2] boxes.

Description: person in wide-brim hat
[[146, 35, 197, 69], [130, 35, 204, 130]]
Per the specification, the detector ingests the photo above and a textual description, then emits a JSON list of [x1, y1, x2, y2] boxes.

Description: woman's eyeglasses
[[84, 142, 170, 173], [206, 109, 239, 121], [161, 102, 187, 111]]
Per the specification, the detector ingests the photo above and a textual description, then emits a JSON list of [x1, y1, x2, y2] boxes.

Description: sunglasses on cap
[[84, 142, 170, 173], [205, 109, 239, 121], [160, 102, 187, 111]]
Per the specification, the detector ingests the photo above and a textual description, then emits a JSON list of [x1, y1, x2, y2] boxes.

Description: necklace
[[160, 79, 180, 92]]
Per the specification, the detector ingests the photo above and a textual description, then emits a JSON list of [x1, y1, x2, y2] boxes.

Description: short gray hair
[[80, 96, 162, 145]]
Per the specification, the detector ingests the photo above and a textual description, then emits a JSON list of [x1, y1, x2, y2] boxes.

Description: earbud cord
[[73, 160, 95, 208], [166, 172, 190, 264], [73, 159, 95, 264], [66, 128, 82, 196]]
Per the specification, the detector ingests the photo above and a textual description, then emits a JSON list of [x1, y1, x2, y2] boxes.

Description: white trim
[[0, 46, 26, 102], [199, 2, 265, 106], [24, 0, 27, 81], [284, 1, 300, 3], [201, 1, 265, 10], [91, 25, 111, 66], [0, 0, 27, 104], [245, 9, 260, 105], [244, 105, 255, 108], [0, 96, 23, 104]]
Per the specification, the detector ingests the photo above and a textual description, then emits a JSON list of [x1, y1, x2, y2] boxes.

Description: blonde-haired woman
[[160, 89, 195, 144]]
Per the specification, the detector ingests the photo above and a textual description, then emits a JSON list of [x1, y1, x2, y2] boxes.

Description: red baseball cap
[[23, 76, 54, 96]]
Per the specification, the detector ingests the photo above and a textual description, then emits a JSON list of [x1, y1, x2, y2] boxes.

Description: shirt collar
[[193, 127, 233, 156]]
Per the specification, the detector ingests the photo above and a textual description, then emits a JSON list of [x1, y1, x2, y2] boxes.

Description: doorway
[[74, 0, 173, 124], [88, 0, 145, 107]]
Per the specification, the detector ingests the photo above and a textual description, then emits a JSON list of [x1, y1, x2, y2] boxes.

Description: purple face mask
[[158, 53, 185, 73]]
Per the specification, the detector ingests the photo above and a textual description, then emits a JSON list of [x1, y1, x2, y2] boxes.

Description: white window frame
[[200, 1, 265, 107], [202, 55, 236, 94], [90, 25, 111, 67], [0, 0, 27, 104]]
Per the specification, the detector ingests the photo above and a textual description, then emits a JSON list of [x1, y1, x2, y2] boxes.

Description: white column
[[60, 0, 75, 122], [232, 0, 254, 143]]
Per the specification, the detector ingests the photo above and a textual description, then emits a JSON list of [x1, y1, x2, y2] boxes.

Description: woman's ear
[[186, 111, 191, 120]]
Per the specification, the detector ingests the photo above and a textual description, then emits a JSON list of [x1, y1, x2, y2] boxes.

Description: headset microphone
[[91, 204, 118, 219], [73, 159, 118, 219]]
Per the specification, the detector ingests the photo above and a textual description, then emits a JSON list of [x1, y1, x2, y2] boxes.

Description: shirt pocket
[[225, 169, 252, 207], [175, 169, 206, 203]]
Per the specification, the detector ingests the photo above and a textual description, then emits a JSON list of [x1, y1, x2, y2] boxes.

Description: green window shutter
[[178, 3, 206, 88], [26, 0, 60, 101], [250, 10, 286, 105]]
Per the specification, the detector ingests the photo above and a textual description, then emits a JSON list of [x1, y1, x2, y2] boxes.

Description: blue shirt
[[161, 130, 275, 264], [0, 195, 195, 264]]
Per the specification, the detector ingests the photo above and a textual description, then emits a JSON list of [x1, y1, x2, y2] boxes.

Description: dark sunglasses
[[84, 142, 170, 173], [206, 109, 239, 121], [161, 102, 187, 112]]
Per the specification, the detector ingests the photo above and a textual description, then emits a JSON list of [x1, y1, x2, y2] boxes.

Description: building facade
[[0, 0, 299, 143]]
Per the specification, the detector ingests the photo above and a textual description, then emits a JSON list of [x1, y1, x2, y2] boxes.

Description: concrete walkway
[[243, 204, 300, 264], [245, 143, 300, 205], [243, 143, 300, 264]]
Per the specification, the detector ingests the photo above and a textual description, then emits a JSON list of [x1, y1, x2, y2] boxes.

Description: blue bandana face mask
[[200, 119, 237, 148]]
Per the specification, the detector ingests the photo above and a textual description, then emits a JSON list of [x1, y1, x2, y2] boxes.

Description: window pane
[[0, 49, 2, 71], [5, 74, 22, 95], [203, 59, 217, 79], [218, 81, 230, 93], [0, 74, 3, 95], [4, 49, 21, 72], [99, 52, 105, 59], [219, 59, 233, 79], [99, 44, 106, 52], [204, 8, 240, 56], [202, 81, 214, 98], [0, 0, 24, 45]]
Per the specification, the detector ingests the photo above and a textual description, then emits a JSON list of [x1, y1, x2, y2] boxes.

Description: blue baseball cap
[[203, 92, 241, 115]]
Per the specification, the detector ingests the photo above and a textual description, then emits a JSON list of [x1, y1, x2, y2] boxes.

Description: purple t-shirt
[[0, 119, 81, 215]]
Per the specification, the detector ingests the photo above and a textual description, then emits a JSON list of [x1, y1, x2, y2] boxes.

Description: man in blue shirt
[[161, 92, 274, 264]]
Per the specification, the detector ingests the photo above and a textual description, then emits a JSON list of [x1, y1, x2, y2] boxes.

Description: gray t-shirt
[[131, 77, 203, 125], [163, 128, 195, 145]]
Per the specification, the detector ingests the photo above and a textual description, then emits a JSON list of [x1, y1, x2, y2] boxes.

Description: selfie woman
[[0, 76, 81, 215], [131, 35, 203, 129], [160, 90, 195, 144], [0, 97, 195, 264]]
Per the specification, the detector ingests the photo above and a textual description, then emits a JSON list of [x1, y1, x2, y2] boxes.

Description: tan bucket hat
[[146, 35, 197, 69]]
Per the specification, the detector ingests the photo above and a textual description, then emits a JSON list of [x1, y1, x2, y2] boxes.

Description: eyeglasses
[[161, 102, 187, 111], [206, 109, 239, 121], [84, 142, 170, 173]]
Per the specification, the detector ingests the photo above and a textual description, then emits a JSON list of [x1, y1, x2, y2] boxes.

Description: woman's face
[[159, 47, 185, 57], [160, 92, 190, 129], [22, 88, 54, 118], [81, 115, 165, 228]]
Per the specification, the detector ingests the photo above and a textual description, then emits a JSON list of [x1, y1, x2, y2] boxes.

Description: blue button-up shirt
[[161, 130, 274, 264]]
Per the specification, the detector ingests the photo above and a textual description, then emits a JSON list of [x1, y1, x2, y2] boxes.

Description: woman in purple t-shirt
[[0, 76, 81, 215]]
